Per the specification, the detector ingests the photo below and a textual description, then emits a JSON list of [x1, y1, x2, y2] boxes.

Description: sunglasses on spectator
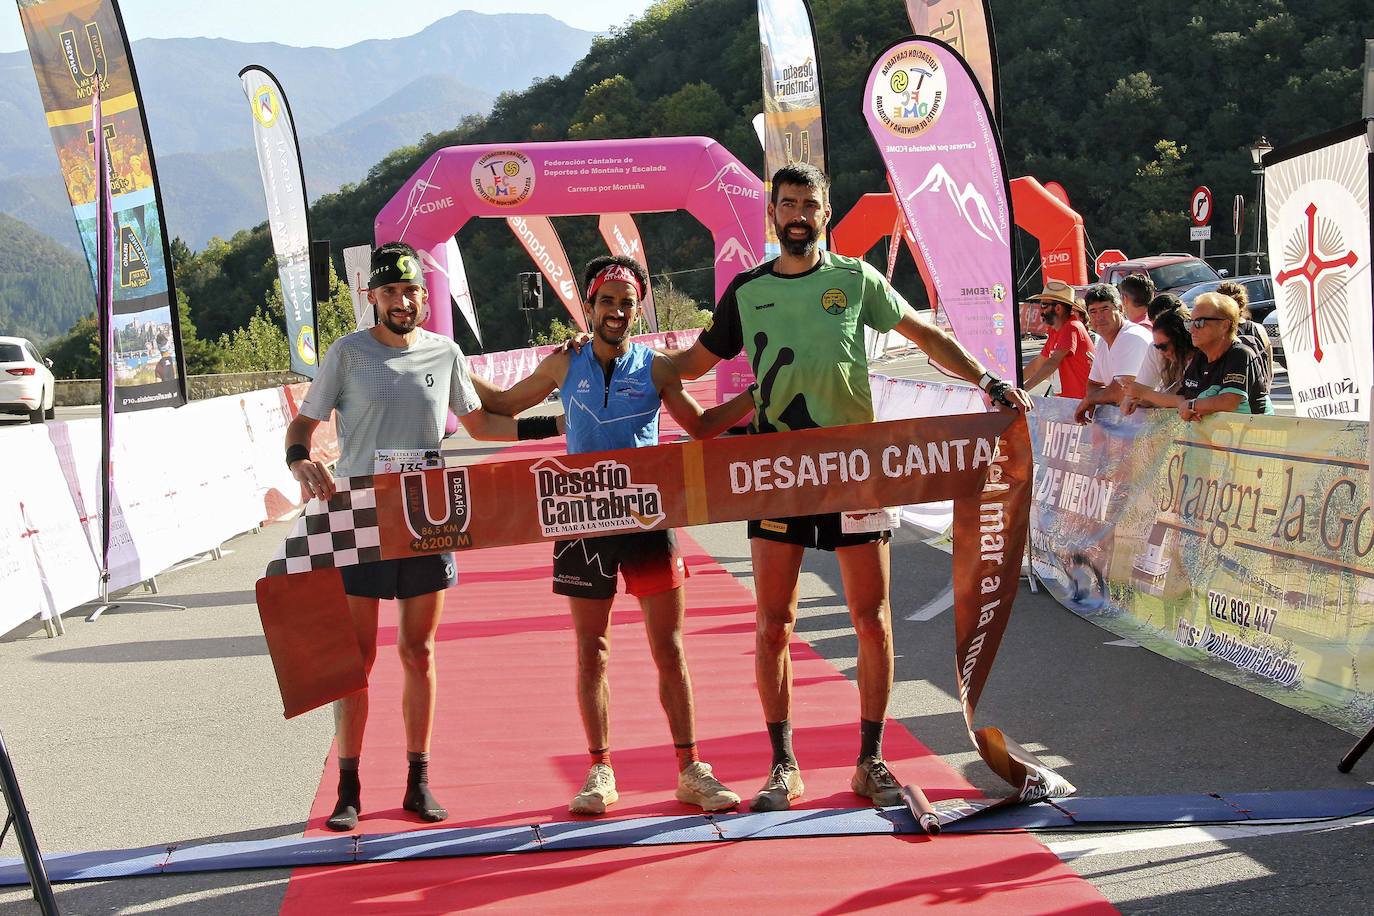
[[1188, 316, 1229, 329], [1152, 343, 1169, 350]]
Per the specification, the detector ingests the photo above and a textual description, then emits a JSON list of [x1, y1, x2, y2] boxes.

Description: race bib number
[[374, 449, 443, 475], [841, 507, 900, 534]]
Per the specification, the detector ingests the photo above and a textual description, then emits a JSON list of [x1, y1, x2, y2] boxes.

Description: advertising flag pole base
[[0, 730, 58, 916], [1337, 724, 1374, 773], [84, 574, 186, 623]]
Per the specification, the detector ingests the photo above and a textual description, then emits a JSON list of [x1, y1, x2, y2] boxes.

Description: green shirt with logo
[[699, 252, 905, 432]]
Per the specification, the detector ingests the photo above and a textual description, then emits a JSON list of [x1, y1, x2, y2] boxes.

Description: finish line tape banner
[[1028, 397, 1374, 734], [257, 413, 1073, 803]]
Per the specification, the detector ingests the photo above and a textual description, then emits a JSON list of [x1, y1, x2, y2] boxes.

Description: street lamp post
[[1250, 136, 1273, 275]]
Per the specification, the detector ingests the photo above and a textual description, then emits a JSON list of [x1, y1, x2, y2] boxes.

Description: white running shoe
[[675, 761, 741, 812], [570, 763, 618, 815]]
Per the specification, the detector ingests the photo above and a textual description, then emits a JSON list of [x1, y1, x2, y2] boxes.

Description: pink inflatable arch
[[375, 137, 766, 341]]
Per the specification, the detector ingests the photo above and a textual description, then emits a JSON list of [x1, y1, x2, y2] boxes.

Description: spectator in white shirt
[[1073, 283, 1157, 423]]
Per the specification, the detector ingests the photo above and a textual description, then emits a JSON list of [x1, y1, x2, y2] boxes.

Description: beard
[[777, 219, 819, 257], [380, 307, 420, 336], [594, 314, 631, 345]]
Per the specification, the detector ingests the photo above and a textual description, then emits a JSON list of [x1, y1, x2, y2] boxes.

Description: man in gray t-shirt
[[285, 241, 528, 832]]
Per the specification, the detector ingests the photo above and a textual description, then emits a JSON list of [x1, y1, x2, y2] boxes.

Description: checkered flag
[[265, 475, 381, 577]]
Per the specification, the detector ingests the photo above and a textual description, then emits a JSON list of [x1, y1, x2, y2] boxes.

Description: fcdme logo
[[532, 457, 665, 537], [402, 468, 472, 552], [472, 150, 536, 207]]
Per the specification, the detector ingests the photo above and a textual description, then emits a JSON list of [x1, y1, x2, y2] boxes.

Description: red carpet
[[280, 382, 1113, 914]]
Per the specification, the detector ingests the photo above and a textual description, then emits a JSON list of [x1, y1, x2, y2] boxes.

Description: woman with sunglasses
[[1120, 307, 1197, 414], [1175, 292, 1273, 419]]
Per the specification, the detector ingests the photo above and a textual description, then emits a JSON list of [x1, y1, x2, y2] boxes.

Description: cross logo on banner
[[1274, 202, 1360, 362]]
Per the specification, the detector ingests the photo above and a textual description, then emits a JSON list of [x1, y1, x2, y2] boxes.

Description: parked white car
[[0, 336, 56, 423]]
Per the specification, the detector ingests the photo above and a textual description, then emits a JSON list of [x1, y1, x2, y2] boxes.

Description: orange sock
[[589, 747, 612, 766], [675, 742, 699, 771]]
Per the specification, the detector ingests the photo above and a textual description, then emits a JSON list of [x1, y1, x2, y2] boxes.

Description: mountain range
[[0, 11, 594, 250]]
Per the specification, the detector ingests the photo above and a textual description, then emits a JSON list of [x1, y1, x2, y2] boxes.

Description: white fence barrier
[[0, 387, 308, 636]]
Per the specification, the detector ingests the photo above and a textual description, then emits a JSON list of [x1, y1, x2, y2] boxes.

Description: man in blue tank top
[[486, 256, 756, 816]]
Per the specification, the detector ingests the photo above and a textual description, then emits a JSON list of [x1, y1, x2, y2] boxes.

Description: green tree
[[652, 283, 712, 331], [568, 76, 643, 140], [46, 314, 100, 379], [217, 260, 357, 373]]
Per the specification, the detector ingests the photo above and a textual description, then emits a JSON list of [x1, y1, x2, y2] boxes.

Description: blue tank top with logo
[[561, 342, 660, 455]]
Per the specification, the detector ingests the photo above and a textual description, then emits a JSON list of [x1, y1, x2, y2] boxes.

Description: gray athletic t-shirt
[[300, 328, 482, 477]]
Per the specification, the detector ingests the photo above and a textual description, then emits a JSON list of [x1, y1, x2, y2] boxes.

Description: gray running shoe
[[675, 761, 741, 812], [570, 763, 618, 815], [749, 762, 805, 812], [852, 757, 903, 806]]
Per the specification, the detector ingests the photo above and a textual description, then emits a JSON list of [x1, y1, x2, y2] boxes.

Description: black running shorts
[[340, 553, 456, 600], [552, 530, 687, 600], [747, 512, 890, 551]]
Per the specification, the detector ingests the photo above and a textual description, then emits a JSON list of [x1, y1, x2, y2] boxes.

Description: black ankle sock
[[326, 758, 361, 831], [767, 720, 796, 767], [403, 751, 448, 823], [859, 718, 885, 764]]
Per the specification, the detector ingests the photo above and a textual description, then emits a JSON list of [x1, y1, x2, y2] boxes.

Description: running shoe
[[675, 761, 741, 811], [748, 762, 805, 812], [852, 756, 903, 806], [570, 763, 618, 815]]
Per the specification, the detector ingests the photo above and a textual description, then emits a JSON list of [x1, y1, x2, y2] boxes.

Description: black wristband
[[517, 415, 560, 440], [286, 443, 310, 468], [985, 378, 1018, 410]]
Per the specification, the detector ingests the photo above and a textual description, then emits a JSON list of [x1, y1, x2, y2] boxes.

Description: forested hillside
[[0, 213, 92, 343], [104, 0, 1374, 355]]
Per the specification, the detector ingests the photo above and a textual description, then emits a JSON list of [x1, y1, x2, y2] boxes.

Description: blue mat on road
[[4, 788, 1373, 886]]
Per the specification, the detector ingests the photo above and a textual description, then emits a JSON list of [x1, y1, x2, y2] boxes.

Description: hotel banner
[[1028, 397, 1374, 734], [1263, 123, 1372, 421], [598, 213, 657, 332], [906, 1, 1000, 125], [258, 412, 1073, 802], [17, 0, 186, 410], [240, 65, 318, 378], [864, 37, 1020, 383], [758, 0, 827, 257]]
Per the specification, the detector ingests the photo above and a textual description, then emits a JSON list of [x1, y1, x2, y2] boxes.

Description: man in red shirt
[[1022, 280, 1094, 398]]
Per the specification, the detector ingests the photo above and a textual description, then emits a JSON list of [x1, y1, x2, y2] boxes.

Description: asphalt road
[[0, 355, 1360, 916]]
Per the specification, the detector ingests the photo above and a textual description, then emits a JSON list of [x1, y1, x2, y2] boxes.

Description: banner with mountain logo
[[17, 0, 186, 410], [240, 65, 317, 378], [864, 37, 1020, 383]]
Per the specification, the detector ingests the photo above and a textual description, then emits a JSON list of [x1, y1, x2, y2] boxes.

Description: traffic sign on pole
[[1190, 186, 1213, 226], [1094, 248, 1128, 278], [1190, 186, 1213, 260]]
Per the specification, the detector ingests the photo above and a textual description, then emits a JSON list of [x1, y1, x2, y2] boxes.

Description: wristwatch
[[1187, 399, 1198, 414]]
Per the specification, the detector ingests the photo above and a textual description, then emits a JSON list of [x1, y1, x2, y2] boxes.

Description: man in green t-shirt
[[669, 162, 1028, 812]]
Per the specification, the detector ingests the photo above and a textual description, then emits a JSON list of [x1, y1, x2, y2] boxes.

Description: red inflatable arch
[[831, 177, 1088, 295]]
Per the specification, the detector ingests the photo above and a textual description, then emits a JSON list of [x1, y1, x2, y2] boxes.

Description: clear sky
[[0, 1, 651, 54]]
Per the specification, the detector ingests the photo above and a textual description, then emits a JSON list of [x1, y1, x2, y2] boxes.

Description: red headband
[[586, 264, 645, 303]]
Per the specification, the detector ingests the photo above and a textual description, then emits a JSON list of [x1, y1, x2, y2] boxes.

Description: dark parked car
[[1180, 275, 1276, 322]]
